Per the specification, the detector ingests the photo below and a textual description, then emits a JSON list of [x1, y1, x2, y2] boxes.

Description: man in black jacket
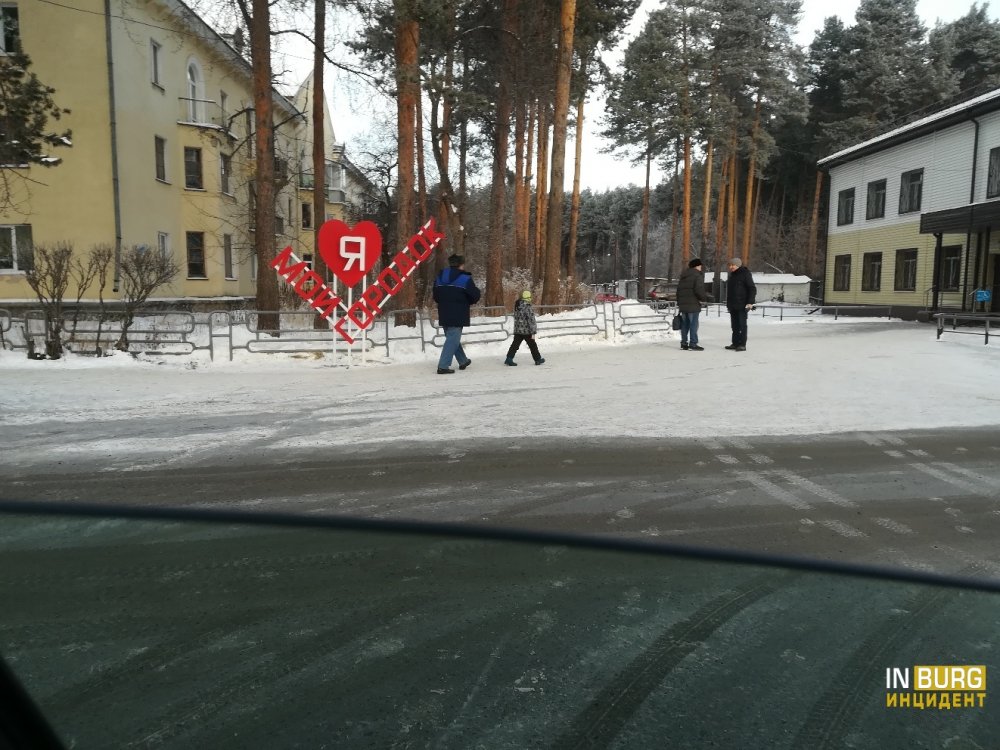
[[676, 258, 708, 350], [432, 254, 481, 374], [725, 257, 756, 352]]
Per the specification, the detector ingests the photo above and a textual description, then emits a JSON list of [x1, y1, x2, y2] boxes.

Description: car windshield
[[1, 504, 998, 749]]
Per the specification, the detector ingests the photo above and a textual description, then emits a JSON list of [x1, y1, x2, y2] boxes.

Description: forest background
[[186, 0, 1000, 312]]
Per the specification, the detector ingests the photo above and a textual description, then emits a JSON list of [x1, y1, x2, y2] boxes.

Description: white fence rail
[[0, 301, 908, 362]]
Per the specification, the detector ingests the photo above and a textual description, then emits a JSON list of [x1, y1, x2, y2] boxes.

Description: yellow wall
[[824, 222, 973, 308], [0, 0, 366, 307]]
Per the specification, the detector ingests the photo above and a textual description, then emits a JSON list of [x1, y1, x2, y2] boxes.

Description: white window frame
[[0, 224, 32, 272], [150, 39, 162, 88], [186, 58, 205, 122], [219, 91, 228, 130], [157, 232, 170, 261], [184, 147, 203, 190], [220, 153, 231, 195], [154, 136, 167, 182], [223, 234, 235, 279], [186, 231, 206, 278]]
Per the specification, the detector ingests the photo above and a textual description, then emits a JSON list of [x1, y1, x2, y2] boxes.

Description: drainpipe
[[969, 117, 980, 203], [961, 118, 981, 312], [105, 0, 123, 292]]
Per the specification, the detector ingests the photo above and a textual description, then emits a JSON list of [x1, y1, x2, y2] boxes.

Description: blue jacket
[[433, 267, 481, 327]]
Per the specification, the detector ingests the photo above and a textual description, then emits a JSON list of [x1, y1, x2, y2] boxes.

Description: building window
[[837, 188, 855, 226], [833, 255, 851, 291], [987, 147, 1000, 199], [184, 147, 203, 189], [861, 252, 882, 291], [250, 251, 257, 281], [186, 232, 206, 277], [0, 224, 32, 271], [223, 234, 234, 279], [220, 153, 231, 194], [894, 248, 918, 291], [154, 136, 166, 181], [186, 60, 204, 121], [302, 202, 312, 229], [150, 39, 162, 87], [1, 5, 19, 54], [866, 179, 886, 220], [219, 91, 228, 129], [275, 215, 284, 235], [898, 169, 923, 214], [941, 246, 962, 291], [157, 232, 170, 260]]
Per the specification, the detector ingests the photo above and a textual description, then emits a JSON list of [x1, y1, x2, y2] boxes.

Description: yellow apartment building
[[0, 0, 378, 308]]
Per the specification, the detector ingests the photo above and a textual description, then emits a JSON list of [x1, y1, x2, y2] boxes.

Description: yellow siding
[[0, 0, 377, 307], [824, 222, 972, 308]]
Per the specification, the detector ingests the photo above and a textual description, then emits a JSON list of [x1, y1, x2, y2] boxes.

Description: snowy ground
[[2, 309, 998, 458]]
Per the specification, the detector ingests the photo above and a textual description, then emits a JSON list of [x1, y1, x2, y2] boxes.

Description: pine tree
[[0, 47, 71, 209]]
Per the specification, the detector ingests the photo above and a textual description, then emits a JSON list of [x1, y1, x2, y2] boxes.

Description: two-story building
[[819, 89, 1000, 318], [0, 0, 379, 308]]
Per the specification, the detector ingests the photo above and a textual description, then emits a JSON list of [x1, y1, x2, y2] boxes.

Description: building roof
[[165, 0, 299, 117], [291, 73, 341, 153], [817, 87, 1000, 170]]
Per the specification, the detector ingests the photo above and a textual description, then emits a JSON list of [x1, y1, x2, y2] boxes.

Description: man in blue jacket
[[433, 254, 481, 374]]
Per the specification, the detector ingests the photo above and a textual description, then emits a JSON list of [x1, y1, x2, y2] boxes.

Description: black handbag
[[672, 313, 683, 331]]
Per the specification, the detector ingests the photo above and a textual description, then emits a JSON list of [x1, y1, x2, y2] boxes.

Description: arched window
[[186, 59, 204, 122]]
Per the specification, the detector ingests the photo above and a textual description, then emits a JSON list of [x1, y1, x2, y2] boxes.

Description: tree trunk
[[249, 0, 278, 332], [311, 0, 327, 330], [682, 133, 691, 264], [714, 152, 728, 274], [701, 138, 714, 253], [808, 168, 823, 275], [394, 3, 419, 319], [522, 99, 536, 271], [533, 102, 549, 281], [486, 0, 519, 309], [727, 145, 737, 260], [541, 0, 577, 306], [513, 97, 527, 269], [750, 174, 763, 263], [416, 84, 428, 223], [567, 64, 586, 281], [669, 146, 679, 280], [638, 144, 651, 297], [741, 94, 762, 265]]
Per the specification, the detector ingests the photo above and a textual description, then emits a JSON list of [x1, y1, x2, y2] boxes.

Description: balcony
[[178, 98, 234, 135]]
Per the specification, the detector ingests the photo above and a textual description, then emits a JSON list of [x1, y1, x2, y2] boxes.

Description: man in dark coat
[[725, 257, 756, 351], [432, 254, 481, 374], [676, 257, 709, 350]]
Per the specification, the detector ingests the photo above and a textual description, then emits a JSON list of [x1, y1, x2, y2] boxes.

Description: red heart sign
[[317, 220, 383, 288]]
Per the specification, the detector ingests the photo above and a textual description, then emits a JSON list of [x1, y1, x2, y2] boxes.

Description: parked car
[[595, 292, 625, 302], [647, 281, 677, 302]]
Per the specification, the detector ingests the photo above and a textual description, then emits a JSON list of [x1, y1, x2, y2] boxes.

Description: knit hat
[[521, 290, 532, 301], [728, 257, 743, 268], [448, 254, 464, 267], [688, 258, 702, 268]]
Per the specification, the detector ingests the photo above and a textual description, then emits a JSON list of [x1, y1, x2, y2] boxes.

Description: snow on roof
[[817, 87, 1000, 166]]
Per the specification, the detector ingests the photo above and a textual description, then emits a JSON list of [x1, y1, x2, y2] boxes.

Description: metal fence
[[935, 312, 1000, 345], [0, 299, 911, 362]]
